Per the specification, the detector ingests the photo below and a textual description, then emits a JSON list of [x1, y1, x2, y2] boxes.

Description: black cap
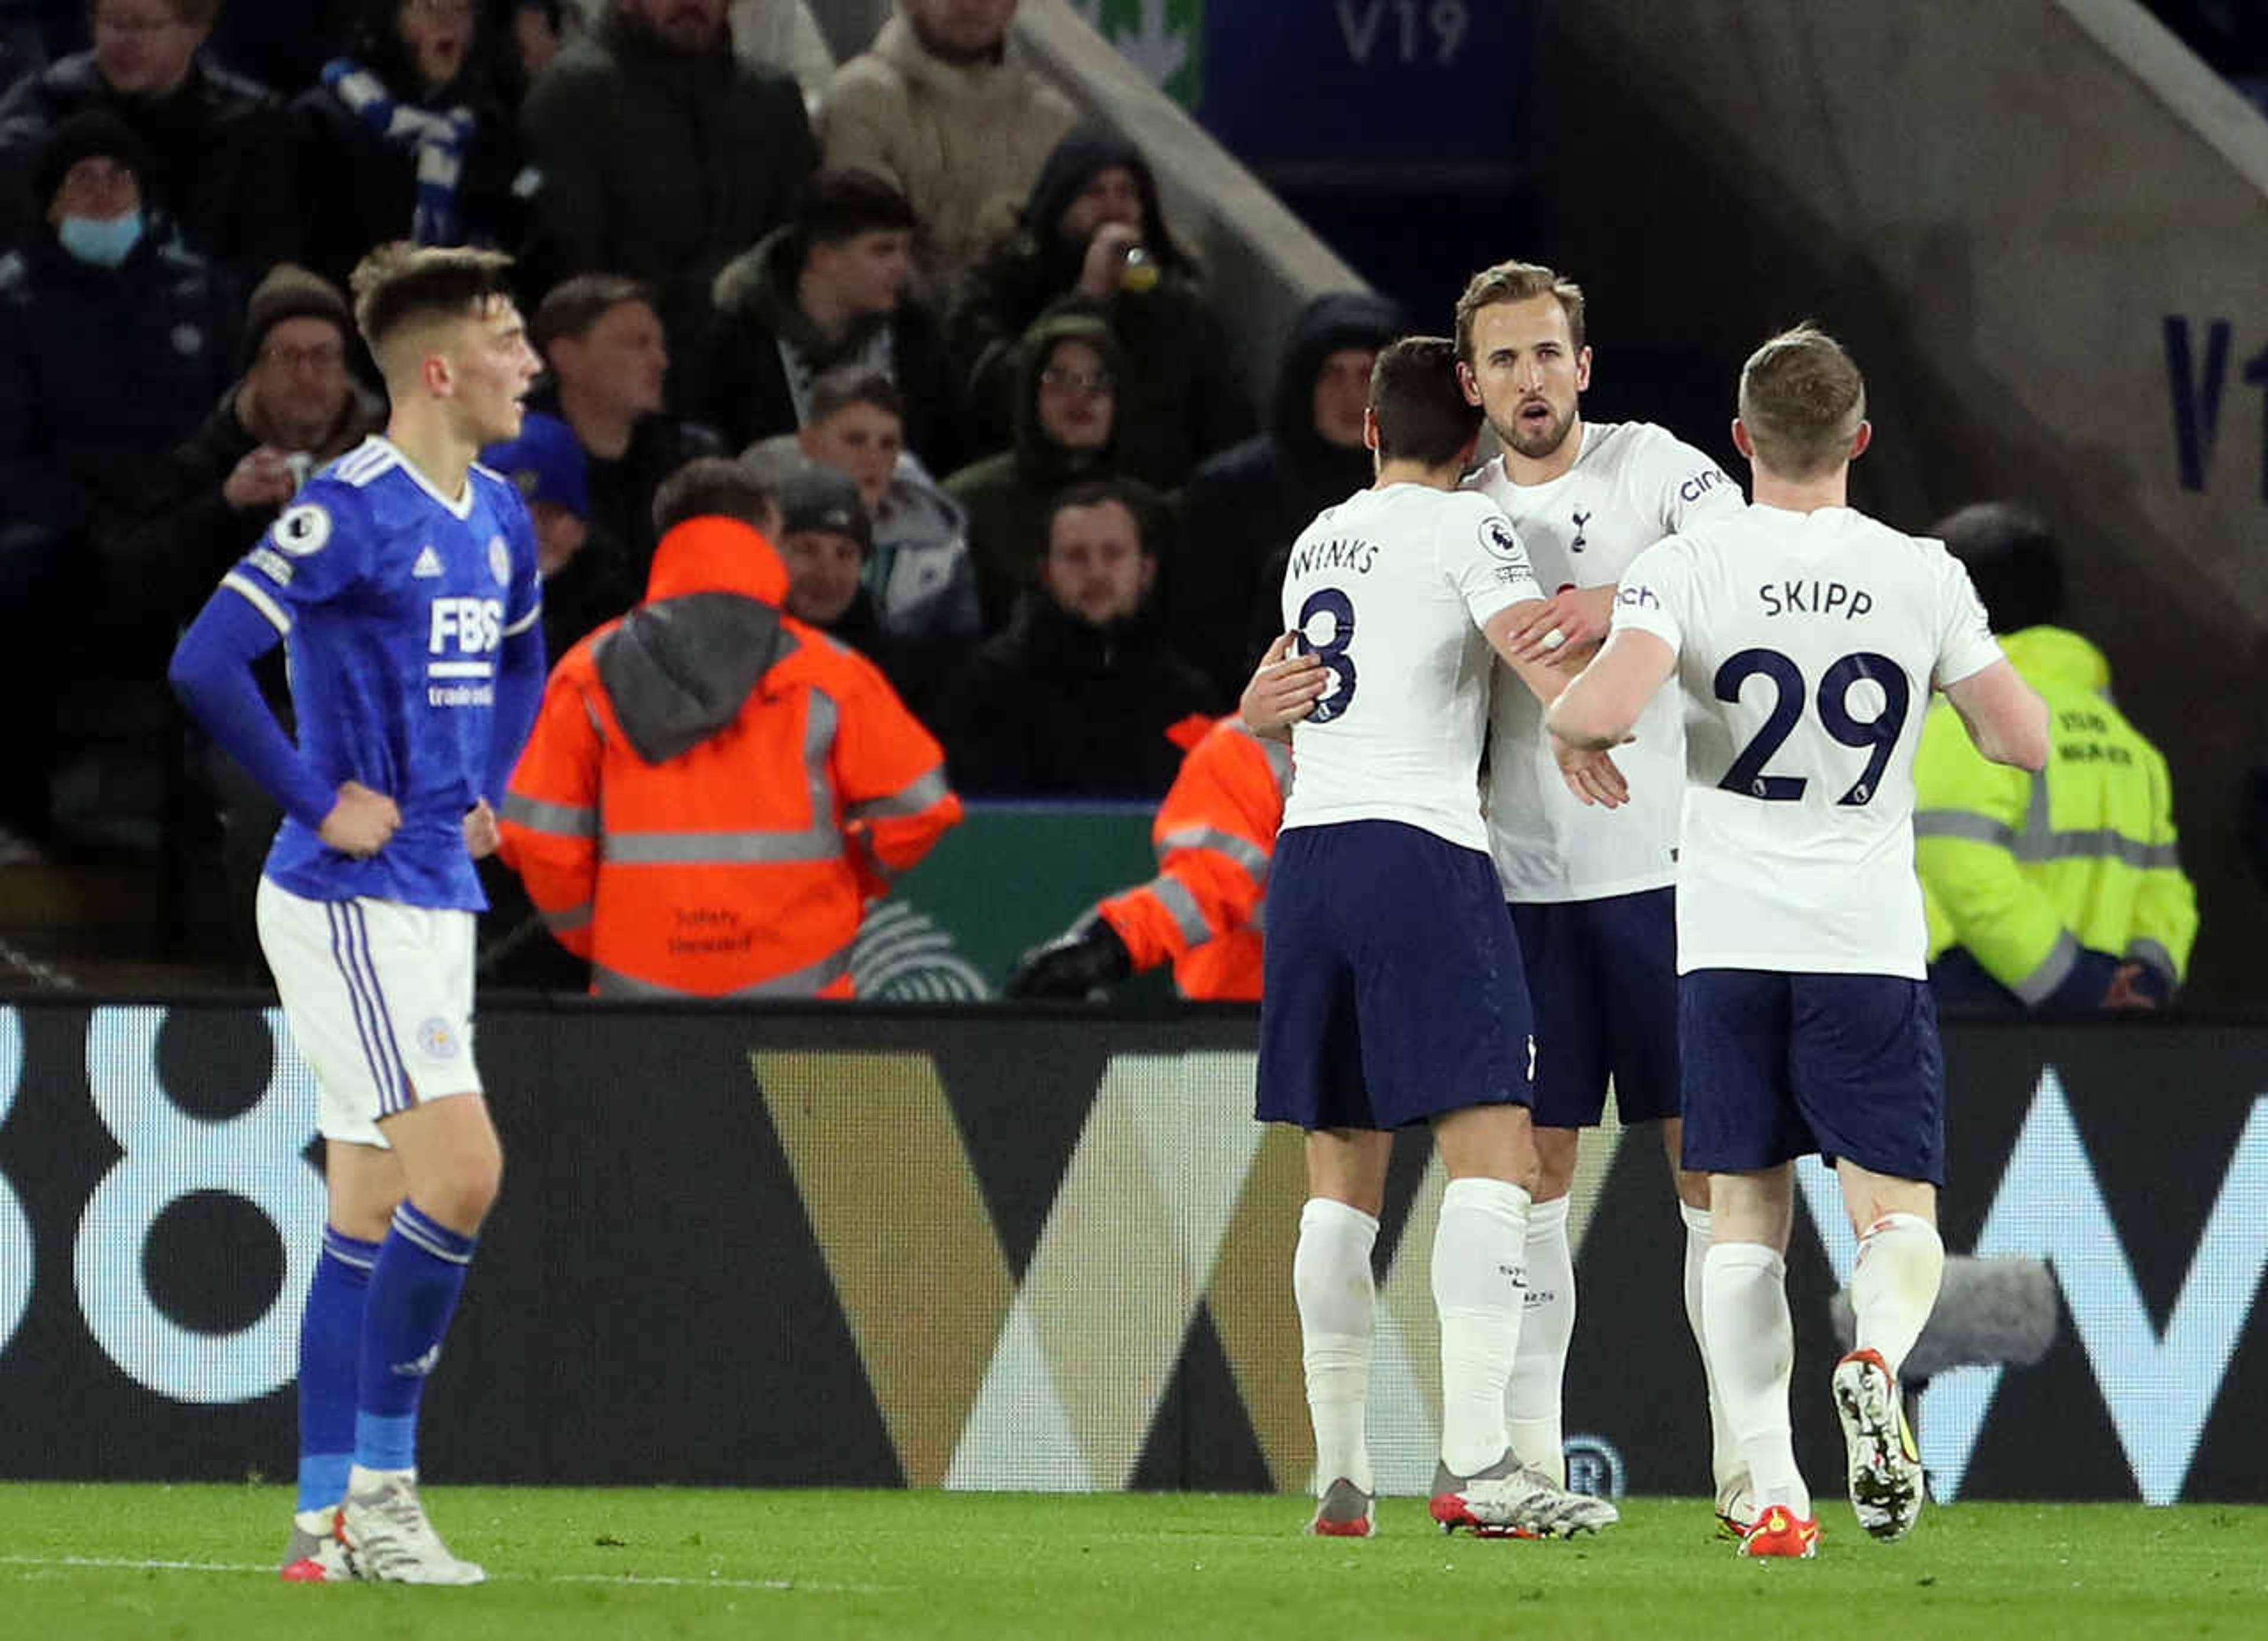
[[776, 465, 872, 553], [35, 110, 151, 210]]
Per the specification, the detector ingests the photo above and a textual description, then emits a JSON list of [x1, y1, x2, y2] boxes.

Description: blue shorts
[[1677, 969, 1946, 1185], [1257, 819, 1534, 1132], [1508, 888, 1680, 1129]]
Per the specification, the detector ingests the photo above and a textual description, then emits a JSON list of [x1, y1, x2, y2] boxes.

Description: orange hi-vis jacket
[[1096, 715, 1291, 1001], [497, 515, 963, 998]]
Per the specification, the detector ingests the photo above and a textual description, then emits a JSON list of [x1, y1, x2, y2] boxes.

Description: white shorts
[[256, 877, 484, 1147]]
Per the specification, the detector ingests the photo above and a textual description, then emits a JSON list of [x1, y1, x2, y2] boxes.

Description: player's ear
[[1574, 346, 1593, 393], [1848, 421, 1873, 461], [1362, 406, 1380, 452], [1455, 359, 1482, 408], [420, 347, 454, 399], [1730, 418, 1754, 461]]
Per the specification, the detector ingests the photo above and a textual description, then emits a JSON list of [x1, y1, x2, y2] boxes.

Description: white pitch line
[[0, 1554, 875, 1593]]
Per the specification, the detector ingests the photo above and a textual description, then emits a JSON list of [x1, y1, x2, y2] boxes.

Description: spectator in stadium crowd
[[96, 262, 380, 663], [750, 365, 978, 701], [289, 0, 539, 294], [499, 457, 963, 998], [527, 272, 725, 583], [768, 461, 917, 685], [935, 478, 1213, 798], [819, 0, 1074, 284], [558, 0, 834, 97], [1006, 711, 1291, 1001], [690, 167, 959, 470], [0, 0, 298, 285], [947, 124, 1247, 490], [1171, 289, 1406, 701], [92, 262, 376, 953], [0, 110, 236, 854], [943, 310, 1165, 631], [1915, 502, 2198, 1012], [478, 405, 637, 659], [520, 0, 816, 355]]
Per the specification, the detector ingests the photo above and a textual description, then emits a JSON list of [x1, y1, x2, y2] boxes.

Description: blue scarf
[[321, 57, 478, 247]]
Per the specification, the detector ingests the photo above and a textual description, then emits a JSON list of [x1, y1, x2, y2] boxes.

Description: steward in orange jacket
[[498, 512, 963, 998], [1005, 714, 1289, 1001]]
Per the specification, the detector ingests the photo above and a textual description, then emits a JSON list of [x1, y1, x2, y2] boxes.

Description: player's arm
[[1497, 585, 1616, 668], [1941, 660, 2048, 773], [167, 516, 397, 858], [1545, 627, 1677, 751]]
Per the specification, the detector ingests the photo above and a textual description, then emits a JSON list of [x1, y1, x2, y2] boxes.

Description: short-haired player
[[169, 244, 548, 1584], [1453, 258, 1751, 1526], [1546, 325, 2048, 1557], [1241, 337, 1627, 1541]]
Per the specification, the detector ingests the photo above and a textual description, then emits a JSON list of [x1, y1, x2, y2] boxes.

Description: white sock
[[1680, 1201, 1744, 1494], [1432, 1175, 1531, 1477], [1701, 1242, 1809, 1519], [1293, 1196, 1379, 1494], [1849, 1211, 1945, 1379], [1506, 1193, 1573, 1484]]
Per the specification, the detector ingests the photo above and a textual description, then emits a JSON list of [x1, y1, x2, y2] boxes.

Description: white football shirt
[[1467, 422, 1744, 901], [1278, 483, 1543, 853], [1611, 503, 2003, 976]]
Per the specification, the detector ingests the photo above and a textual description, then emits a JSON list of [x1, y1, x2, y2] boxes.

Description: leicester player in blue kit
[[170, 245, 547, 1584], [1547, 327, 2047, 1557]]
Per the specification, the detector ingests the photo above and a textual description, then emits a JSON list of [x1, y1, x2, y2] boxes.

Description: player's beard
[[1494, 399, 1576, 461]]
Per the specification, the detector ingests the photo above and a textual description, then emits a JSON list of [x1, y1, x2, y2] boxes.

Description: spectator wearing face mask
[[0, 0, 299, 286], [0, 108, 237, 855]]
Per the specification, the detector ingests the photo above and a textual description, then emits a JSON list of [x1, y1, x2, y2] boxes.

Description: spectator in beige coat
[[819, 0, 1076, 284]]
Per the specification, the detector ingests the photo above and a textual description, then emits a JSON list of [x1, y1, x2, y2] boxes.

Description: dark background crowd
[[0, 0, 1376, 955]]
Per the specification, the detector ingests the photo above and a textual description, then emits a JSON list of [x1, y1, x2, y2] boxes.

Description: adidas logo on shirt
[[412, 545, 444, 578]]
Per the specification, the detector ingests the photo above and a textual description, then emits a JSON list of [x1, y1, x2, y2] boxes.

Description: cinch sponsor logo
[[1617, 584, 1658, 609], [1679, 470, 1729, 503]]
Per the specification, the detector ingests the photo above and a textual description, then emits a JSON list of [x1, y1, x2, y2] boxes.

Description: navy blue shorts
[[1256, 819, 1534, 1132], [1677, 969, 1946, 1185], [1508, 888, 1680, 1129]]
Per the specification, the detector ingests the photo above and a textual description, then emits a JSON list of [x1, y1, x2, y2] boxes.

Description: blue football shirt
[[220, 436, 543, 910]]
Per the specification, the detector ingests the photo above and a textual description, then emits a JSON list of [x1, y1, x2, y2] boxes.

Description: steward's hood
[[2002, 624, 2111, 693], [596, 516, 792, 765]]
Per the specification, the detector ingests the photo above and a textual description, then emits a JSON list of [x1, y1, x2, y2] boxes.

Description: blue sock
[[354, 1201, 477, 1474], [298, 1226, 379, 1513]]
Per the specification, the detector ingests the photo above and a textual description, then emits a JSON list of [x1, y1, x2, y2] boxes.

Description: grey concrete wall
[[1530, 0, 2268, 1003]]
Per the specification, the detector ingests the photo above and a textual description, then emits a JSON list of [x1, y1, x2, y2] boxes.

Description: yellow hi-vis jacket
[[1914, 626, 2197, 1002]]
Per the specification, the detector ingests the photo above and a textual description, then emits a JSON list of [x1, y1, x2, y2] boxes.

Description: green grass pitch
[[3, 1485, 2263, 1639]]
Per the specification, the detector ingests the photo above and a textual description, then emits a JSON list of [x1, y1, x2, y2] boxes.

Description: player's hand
[[462, 797, 501, 861], [224, 445, 297, 512], [1504, 587, 1615, 667], [1555, 741, 1630, 808], [1076, 222, 1144, 299], [1240, 631, 1327, 738], [320, 782, 400, 858]]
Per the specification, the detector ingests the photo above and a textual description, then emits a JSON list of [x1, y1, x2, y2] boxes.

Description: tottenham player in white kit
[[170, 246, 546, 1584], [1452, 259, 1750, 1520], [1547, 326, 2047, 1557], [1241, 337, 1625, 1542]]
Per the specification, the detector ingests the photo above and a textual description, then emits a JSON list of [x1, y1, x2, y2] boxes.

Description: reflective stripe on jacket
[[498, 515, 962, 998], [1913, 625, 2196, 1001], [1096, 715, 1289, 1001]]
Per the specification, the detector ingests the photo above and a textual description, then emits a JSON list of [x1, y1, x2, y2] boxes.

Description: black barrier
[[0, 1001, 2262, 1501]]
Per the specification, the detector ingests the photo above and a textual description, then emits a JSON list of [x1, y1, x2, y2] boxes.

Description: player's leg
[[324, 898, 496, 1584], [1661, 1116, 1748, 1530], [1256, 824, 1381, 1535], [1503, 895, 1598, 1488], [1679, 966, 1818, 1557], [255, 878, 400, 1583], [1296, 1127, 1393, 1536], [1791, 973, 1946, 1544]]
